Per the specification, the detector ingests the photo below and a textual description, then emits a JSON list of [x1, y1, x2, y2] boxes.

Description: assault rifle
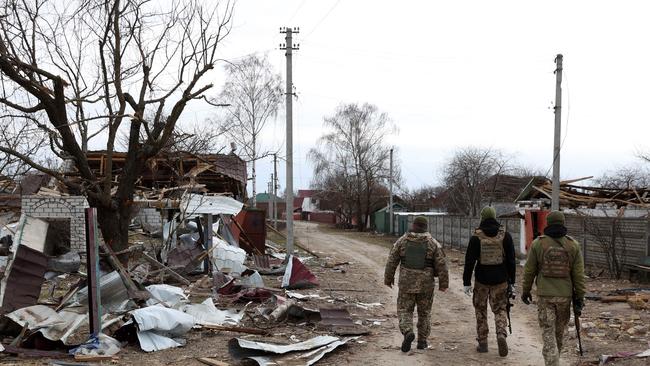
[[573, 296, 584, 356], [506, 286, 515, 334]]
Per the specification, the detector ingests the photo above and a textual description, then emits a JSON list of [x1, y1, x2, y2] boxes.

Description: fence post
[[450, 216, 454, 248], [458, 216, 463, 250], [85, 207, 101, 337], [582, 217, 587, 265], [442, 216, 446, 248], [645, 218, 650, 257]]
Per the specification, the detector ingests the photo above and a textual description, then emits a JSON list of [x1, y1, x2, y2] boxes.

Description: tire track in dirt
[[295, 221, 552, 366]]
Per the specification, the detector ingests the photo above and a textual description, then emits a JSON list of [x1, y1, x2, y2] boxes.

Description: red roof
[[294, 197, 305, 209]]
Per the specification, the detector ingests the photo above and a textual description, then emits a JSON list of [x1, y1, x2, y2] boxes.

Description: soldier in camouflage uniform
[[384, 216, 449, 352], [522, 211, 586, 366], [463, 207, 516, 357]]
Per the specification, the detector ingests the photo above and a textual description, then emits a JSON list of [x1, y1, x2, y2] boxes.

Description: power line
[[286, 0, 307, 23], [302, 0, 341, 40]]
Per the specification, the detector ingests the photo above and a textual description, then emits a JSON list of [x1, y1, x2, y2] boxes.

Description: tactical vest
[[476, 228, 505, 265], [539, 236, 574, 278], [402, 240, 428, 270]]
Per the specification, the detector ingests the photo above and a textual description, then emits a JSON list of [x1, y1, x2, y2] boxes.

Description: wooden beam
[[141, 252, 191, 285]]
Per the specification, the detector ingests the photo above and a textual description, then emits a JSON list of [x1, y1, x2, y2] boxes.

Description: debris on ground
[[0, 190, 368, 365]]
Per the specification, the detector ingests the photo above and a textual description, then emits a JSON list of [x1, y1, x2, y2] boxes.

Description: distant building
[[371, 202, 406, 233], [253, 192, 286, 220]]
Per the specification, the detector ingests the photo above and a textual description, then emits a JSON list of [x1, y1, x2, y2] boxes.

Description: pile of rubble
[[0, 194, 366, 365]]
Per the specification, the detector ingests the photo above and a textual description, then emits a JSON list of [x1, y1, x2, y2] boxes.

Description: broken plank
[[202, 324, 269, 335], [74, 354, 120, 362], [600, 294, 650, 303], [2, 344, 70, 358], [197, 358, 230, 366], [100, 242, 150, 302], [141, 252, 191, 285]]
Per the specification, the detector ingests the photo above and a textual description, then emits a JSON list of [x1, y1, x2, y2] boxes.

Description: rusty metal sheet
[[252, 254, 270, 270], [166, 240, 203, 270], [1, 244, 47, 312]]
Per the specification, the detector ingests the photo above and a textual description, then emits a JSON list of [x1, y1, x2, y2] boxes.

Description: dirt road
[[295, 221, 556, 366]]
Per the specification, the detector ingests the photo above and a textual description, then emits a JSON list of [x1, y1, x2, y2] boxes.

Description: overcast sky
[[180, 0, 650, 197]]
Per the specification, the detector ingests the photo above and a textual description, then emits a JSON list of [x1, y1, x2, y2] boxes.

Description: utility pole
[[389, 148, 394, 235], [273, 153, 278, 229], [552, 54, 563, 211], [280, 27, 299, 256], [268, 179, 274, 226]]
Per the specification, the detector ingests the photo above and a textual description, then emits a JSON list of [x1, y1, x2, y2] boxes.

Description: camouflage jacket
[[384, 232, 449, 293]]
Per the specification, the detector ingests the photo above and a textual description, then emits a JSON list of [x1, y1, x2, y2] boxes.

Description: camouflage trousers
[[537, 296, 571, 366], [397, 289, 434, 340], [473, 281, 508, 343]]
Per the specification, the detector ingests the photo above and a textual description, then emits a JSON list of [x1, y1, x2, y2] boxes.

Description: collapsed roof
[[86, 151, 247, 198], [516, 176, 650, 208]]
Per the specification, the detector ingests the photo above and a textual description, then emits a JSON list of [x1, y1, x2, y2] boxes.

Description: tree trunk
[[252, 158, 257, 207], [93, 202, 130, 264], [251, 140, 256, 207]]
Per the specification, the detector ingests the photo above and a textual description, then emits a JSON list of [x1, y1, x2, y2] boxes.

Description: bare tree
[[581, 214, 629, 279], [595, 165, 650, 189], [309, 103, 397, 230], [215, 55, 283, 206], [401, 185, 441, 212], [0, 116, 48, 189], [0, 0, 234, 261], [442, 147, 509, 216]]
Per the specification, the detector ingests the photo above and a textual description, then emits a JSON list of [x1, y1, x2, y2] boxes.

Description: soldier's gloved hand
[[521, 291, 532, 305], [573, 297, 584, 317], [507, 284, 516, 299], [463, 285, 472, 297]]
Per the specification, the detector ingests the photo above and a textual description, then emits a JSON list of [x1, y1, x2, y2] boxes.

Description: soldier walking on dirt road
[[521, 211, 586, 366], [384, 216, 449, 352], [462, 206, 516, 357]]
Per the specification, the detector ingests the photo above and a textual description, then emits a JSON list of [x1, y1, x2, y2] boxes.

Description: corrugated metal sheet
[[181, 194, 243, 216], [318, 308, 354, 326], [252, 254, 270, 270], [1, 244, 47, 312]]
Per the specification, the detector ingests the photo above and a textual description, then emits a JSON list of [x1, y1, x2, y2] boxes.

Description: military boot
[[416, 340, 428, 349], [476, 342, 488, 353], [497, 336, 508, 357], [401, 331, 415, 352]]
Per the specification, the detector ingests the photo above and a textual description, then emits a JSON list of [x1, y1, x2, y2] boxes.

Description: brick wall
[[134, 207, 163, 233], [21, 196, 89, 252]]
